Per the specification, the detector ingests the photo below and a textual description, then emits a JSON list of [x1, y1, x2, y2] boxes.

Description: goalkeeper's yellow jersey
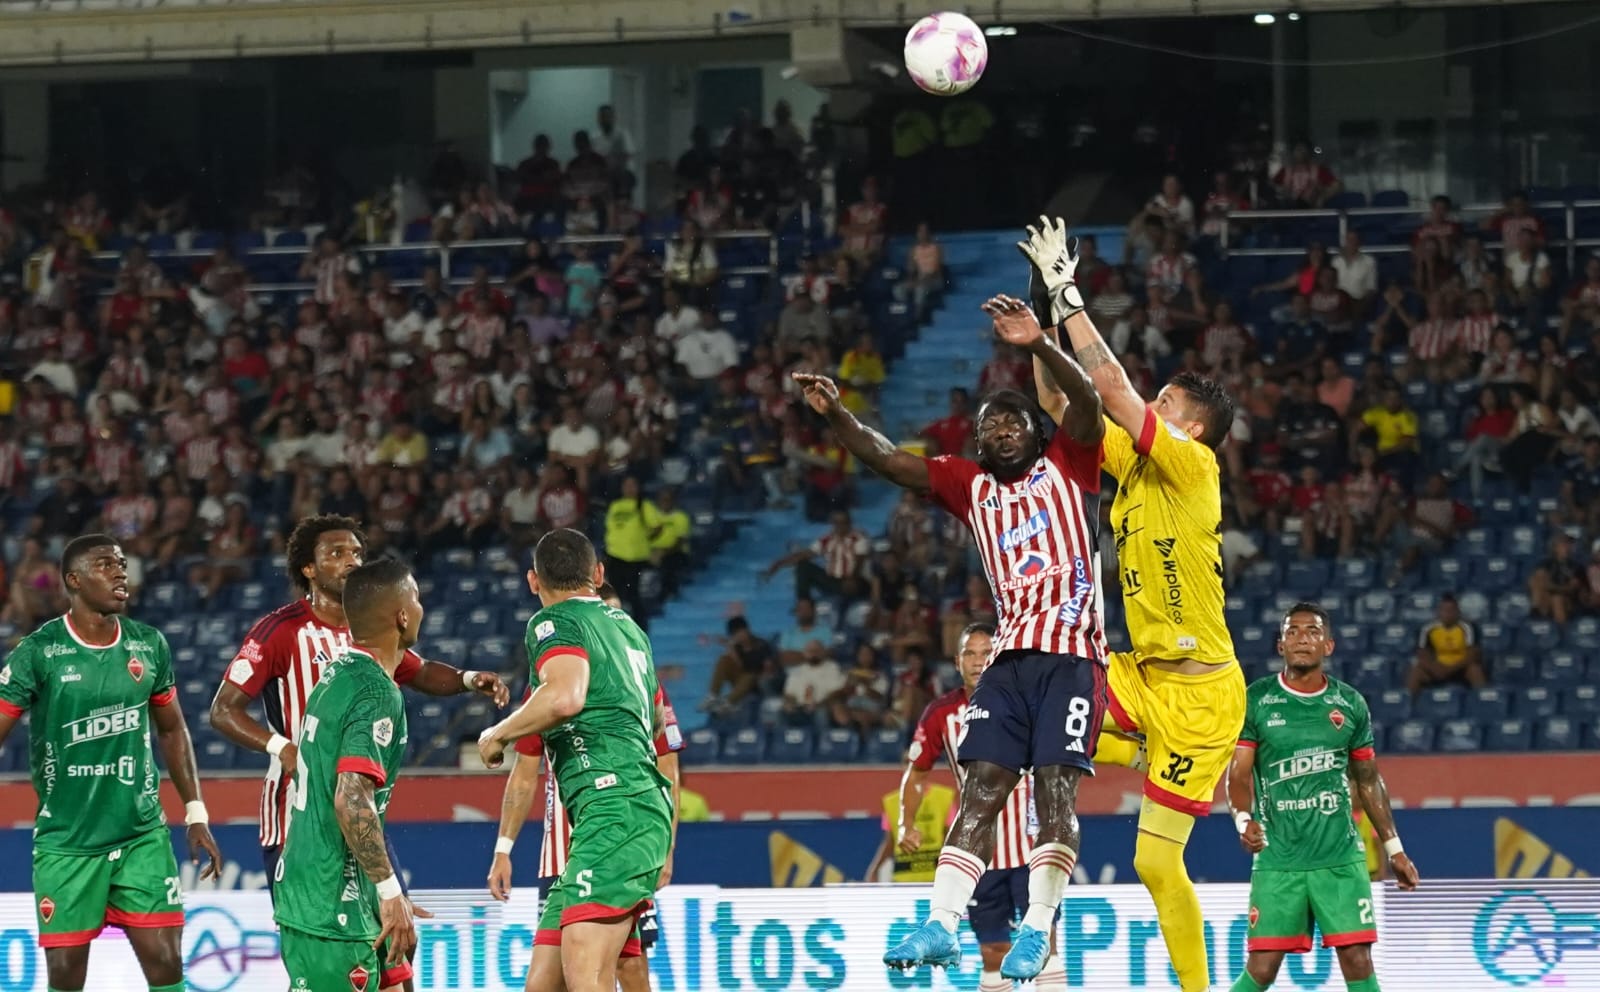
[[1102, 409, 1236, 666]]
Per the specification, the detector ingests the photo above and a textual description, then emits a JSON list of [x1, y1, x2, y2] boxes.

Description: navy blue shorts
[[968, 866, 1061, 944], [263, 836, 410, 904], [960, 650, 1107, 774]]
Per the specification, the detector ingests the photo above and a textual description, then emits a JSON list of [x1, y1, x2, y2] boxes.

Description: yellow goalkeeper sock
[[1093, 734, 1147, 771], [1134, 826, 1208, 992]]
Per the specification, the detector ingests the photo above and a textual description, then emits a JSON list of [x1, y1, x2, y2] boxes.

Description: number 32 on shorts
[[1160, 752, 1194, 786]]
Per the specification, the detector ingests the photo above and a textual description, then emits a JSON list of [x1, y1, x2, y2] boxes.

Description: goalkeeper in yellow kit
[[1011, 217, 1246, 992]]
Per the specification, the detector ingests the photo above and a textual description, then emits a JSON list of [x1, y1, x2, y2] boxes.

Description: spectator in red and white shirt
[[535, 462, 587, 531], [840, 177, 887, 263], [1483, 191, 1546, 248], [297, 233, 354, 306], [1407, 292, 1460, 382], [1244, 443, 1293, 533], [1198, 301, 1254, 372], [421, 468, 496, 557], [1145, 230, 1195, 295], [1456, 289, 1497, 358], [1139, 174, 1196, 235], [1201, 171, 1249, 238], [1559, 255, 1600, 345], [1273, 143, 1342, 207], [0, 422, 28, 497], [764, 509, 872, 602], [978, 341, 1032, 395]]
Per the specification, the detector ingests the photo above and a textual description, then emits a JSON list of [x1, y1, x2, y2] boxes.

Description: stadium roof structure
[[0, 0, 1587, 67]]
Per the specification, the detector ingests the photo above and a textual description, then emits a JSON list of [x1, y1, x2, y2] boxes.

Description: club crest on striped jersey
[[1023, 465, 1051, 491], [126, 656, 145, 683]]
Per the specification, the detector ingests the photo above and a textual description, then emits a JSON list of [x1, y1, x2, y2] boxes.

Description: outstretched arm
[[1350, 755, 1419, 890], [792, 373, 930, 491], [406, 660, 512, 707], [985, 296, 1103, 443]]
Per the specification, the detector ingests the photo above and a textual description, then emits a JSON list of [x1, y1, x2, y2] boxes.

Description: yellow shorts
[[1105, 652, 1247, 817]]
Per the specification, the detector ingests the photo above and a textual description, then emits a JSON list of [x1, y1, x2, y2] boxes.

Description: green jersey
[[1240, 673, 1376, 871], [526, 597, 671, 820], [272, 648, 408, 941], [0, 615, 176, 854]]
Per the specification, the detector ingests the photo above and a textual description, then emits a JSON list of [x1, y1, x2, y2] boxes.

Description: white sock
[[1035, 952, 1067, 988], [1021, 842, 1076, 932], [929, 846, 986, 931], [979, 970, 1014, 992]]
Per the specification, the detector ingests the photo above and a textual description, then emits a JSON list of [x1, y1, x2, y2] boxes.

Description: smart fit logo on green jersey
[[66, 754, 139, 785], [64, 704, 142, 747]]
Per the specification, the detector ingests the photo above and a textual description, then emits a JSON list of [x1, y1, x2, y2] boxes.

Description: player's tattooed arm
[[335, 770, 398, 884], [1060, 311, 1149, 437], [1348, 757, 1398, 842]]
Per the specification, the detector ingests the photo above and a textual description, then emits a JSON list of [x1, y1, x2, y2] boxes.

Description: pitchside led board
[[0, 881, 1594, 991]]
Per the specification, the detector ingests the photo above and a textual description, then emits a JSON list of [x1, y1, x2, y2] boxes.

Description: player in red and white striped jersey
[[899, 623, 1066, 992], [486, 583, 684, 992], [209, 515, 510, 991], [797, 298, 1108, 979]]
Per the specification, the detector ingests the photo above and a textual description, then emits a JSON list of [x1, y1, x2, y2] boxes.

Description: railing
[[1220, 200, 1600, 273], [90, 228, 780, 298]]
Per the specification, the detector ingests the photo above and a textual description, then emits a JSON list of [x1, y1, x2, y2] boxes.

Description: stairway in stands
[[651, 230, 1028, 731]]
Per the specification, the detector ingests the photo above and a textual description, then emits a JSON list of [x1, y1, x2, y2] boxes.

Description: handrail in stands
[[1221, 200, 1600, 273]]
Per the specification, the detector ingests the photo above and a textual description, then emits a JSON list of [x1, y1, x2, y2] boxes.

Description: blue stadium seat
[[1568, 617, 1600, 650], [1562, 685, 1600, 719], [1505, 526, 1542, 558], [199, 739, 235, 769], [471, 637, 512, 671], [1484, 718, 1533, 752], [1534, 717, 1579, 751], [814, 728, 862, 763], [421, 610, 453, 640], [233, 582, 270, 614], [193, 616, 236, 648], [768, 727, 814, 763], [1436, 720, 1481, 753], [1370, 689, 1411, 724], [1283, 561, 1330, 595], [866, 728, 905, 764], [1236, 625, 1273, 656], [682, 728, 720, 764], [1389, 720, 1435, 753], [1371, 623, 1412, 654], [1334, 558, 1376, 592], [1460, 528, 1495, 558], [1514, 686, 1561, 719], [429, 638, 468, 667], [1353, 592, 1396, 625], [1539, 650, 1583, 688], [147, 582, 194, 613], [720, 728, 766, 764], [456, 607, 502, 642], [1496, 593, 1533, 624], [1398, 592, 1437, 624], [1455, 591, 1492, 624], [1349, 655, 1392, 695], [1477, 622, 1513, 654], [1426, 557, 1467, 589], [1413, 686, 1463, 720], [1464, 687, 1511, 721], [1334, 624, 1369, 653], [1372, 190, 1410, 208]]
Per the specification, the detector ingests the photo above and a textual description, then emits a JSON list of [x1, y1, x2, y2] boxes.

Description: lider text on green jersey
[[1239, 673, 1375, 872], [0, 616, 177, 854]]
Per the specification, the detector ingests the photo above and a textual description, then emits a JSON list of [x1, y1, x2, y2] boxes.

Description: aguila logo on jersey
[[348, 965, 371, 991], [127, 656, 145, 683], [38, 897, 54, 923], [1013, 551, 1052, 578], [1329, 709, 1346, 729], [999, 511, 1051, 551]]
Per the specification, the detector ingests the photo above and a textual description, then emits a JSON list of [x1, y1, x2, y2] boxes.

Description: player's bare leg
[[561, 914, 637, 992], [124, 924, 186, 989], [524, 942, 568, 992], [42, 946, 92, 992], [884, 760, 1019, 970], [1001, 765, 1081, 980], [1334, 944, 1380, 991], [1232, 948, 1286, 991], [617, 949, 651, 992]]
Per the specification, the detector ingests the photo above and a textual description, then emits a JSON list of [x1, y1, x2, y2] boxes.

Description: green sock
[[1345, 978, 1379, 992], [149, 983, 185, 992], [1231, 974, 1268, 992]]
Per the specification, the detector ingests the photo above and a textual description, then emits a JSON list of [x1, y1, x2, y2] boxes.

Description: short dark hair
[[533, 528, 598, 592], [286, 515, 365, 593], [1280, 601, 1331, 630], [61, 533, 119, 578], [726, 616, 750, 635], [1168, 372, 1236, 449], [960, 621, 996, 641], [342, 558, 413, 638]]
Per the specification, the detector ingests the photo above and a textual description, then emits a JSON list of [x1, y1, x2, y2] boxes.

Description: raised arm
[[405, 658, 512, 707], [986, 296, 1104, 444], [791, 372, 931, 491], [477, 652, 590, 767], [1349, 755, 1419, 890]]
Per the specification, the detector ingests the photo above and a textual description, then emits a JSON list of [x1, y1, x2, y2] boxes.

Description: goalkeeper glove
[[1016, 215, 1086, 323]]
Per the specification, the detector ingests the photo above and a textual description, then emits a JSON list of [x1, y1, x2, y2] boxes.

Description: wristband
[[1383, 837, 1405, 859], [462, 670, 479, 691], [266, 734, 291, 759], [495, 836, 515, 855], [185, 801, 209, 826], [376, 875, 403, 900], [1233, 811, 1252, 834]]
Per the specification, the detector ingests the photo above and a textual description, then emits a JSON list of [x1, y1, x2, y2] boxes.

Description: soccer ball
[[903, 12, 988, 96]]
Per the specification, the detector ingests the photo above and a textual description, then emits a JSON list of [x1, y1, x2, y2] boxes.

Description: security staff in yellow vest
[[867, 784, 955, 881]]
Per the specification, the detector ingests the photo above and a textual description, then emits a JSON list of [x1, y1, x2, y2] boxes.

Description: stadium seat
[[814, 728, 862, 763], [1369, 689, 1411, 724], [1518, 620, 1563, 653], [1514, 686, 1561, 719], [1349, 655, 1392, 695], [1371, 623, 1412, 654], [1436, 720, 1481, 752], [421, 610, 453, 640], [1426, 556, 1467, 589], [1463, 687, 1510, 721], [1539, 650, 1583, 687], [1283, 561, 1330, 595], [430, 638, 468, 667], [1568, 617, 1600, 650], [1389, 720, 1435, 753], [1334, 624, 1369, 653], [1477, 622, 1513, 654], [682, 728, 720, 764], [1334, 558, 1376, 592], [1484, 718, 1533, 751], [1413, 686, 1463, 721], [1455, 591, 1491, 624], [1236, 625, 1273, 656], [1353, 592, 1396, 625], [767, 727, 814, 763], [1398, 592, 1437, 624], [866, 728, 905, 764], [1496, 593, 1533, 624], [1561, 685, 1600, 719], [456, 607, 501, 642], [1505, 526, 1542, 558], [470, 637, 512, 671], [1460, 528, 1494, 558], [719, 728, 765, 764], [1534, 717, 1579, 751]]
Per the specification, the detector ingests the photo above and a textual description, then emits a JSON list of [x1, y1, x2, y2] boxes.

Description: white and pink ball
[[903, 11, 988, 96]]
